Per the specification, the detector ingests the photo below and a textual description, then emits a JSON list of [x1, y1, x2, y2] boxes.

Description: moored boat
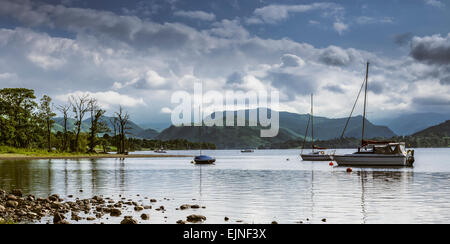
[[300, 94, 335, 161], [334, 62, 415, 167], [241, 149, 254, 153], [193, 155, 216, 164]]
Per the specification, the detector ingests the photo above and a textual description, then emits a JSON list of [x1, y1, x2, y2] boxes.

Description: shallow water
[[1, 148, 449, 224]]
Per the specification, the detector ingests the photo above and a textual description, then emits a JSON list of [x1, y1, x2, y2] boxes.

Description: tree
[[0, 88, 38, 148], [39, 95, 56, 151], [69, 94, 90, 152], [56, 103, 71, 151], [115, 106, 131, 154], [87, 98, 108, 153], [109, 116, 119, 153]]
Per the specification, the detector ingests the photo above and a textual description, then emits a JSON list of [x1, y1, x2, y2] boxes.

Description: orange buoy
[[346, 168, 353, 173], [329, 162, 334, 166]]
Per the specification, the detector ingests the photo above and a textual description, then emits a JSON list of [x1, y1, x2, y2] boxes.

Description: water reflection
[[0, 150, 448, 224]]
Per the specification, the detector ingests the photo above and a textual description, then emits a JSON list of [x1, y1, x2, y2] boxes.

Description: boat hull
[[194, 159, 216, 165], [334, 154, 409, 166], [301, 154, 333, 161]]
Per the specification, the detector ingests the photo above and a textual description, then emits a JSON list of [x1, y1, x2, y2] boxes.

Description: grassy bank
[[0, 146, 189, 160]]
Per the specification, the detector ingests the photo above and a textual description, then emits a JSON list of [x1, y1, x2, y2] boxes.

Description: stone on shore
[[186, 214, 206, 223], [140, 214, 150, 220], [120, 216, 138, 224], [6, 200, 18, 208], [110, 208, 122, 217], [53, 212, 65, 224]]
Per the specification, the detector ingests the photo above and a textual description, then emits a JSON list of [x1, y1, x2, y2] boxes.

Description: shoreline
[[0, 154, 190, 160]]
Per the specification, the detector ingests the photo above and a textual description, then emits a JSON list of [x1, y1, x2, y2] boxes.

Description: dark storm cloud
[[226, 71, 244, 85], [267, 71, 316, 100], [394, 32, 413, 46], [412, 96, 450, 106], [318, 46, 353, 66], [324, 84, 345, 94], [410, 34, 450, 65]]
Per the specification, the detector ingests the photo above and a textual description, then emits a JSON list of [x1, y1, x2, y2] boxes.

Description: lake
[[1, 148, 450, 224]]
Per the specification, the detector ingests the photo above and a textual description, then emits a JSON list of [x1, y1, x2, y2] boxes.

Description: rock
[[271, 221, 278, 224], [87, 217, 96, 221], [191, 204, 200, 209], [120, 216, 138, 224], [110, 208, 122, 217], [51, 202, 63, 209], [6, 200, 18, 208], [56, 220, 70, 224], [7, 194, 17, 201], [322, 218, 327, 222], [48, 195, 58, 202], [27, 195, 35, 201], [68, 195, 73, 198], [53, 212, 65, 224], [224, 217, 229, 221], [134, 206, 144, 211], [176, 220, 186, 224], [180, 204, 190, 210], [186, 214, 206, 223], [140, 214, 150, 220], [0, 205, 6, 212], [11, 189, 23, 197], [150, 199, 157, 203]]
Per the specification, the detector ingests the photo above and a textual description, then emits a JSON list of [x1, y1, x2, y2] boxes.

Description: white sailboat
[[334, 62, 415, 167], [301, 94, 334, 161]]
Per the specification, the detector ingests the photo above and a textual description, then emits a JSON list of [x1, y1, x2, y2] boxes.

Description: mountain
[[53, 116, 159, 139], [413, 120, 450, 137], [372, 113, 450, 136], [157, 109, 396, 149]]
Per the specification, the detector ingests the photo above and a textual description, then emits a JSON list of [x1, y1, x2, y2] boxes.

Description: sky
[[0, 0, 449, 127]]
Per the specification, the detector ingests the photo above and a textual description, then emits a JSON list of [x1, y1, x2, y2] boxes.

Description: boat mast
[[361, 62, 369, 147], [311, 93, 314, 152]]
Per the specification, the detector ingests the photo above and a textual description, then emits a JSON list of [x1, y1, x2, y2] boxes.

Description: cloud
[[251, 3, 343, 24], [280, 54, 305, 68], [410, 33, 450, 65], [56, 91, 146, 109], [324, 84, 345, 94], [355, 16, 393, 25], [424, 0, 445, 8], [319, 46, 355, 66], [394, 32, 413, 46], [174, 10, 216, 21], [160, 107, 172, 114], [333, 21, 348, 35]]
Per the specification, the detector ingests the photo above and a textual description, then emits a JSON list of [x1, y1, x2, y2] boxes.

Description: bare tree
[[115, 106, 130, 154], [109, 117, 119, 153], [87, 98, 107, 153], [70, 94, 90, 152], [56, 103, 71, 152]]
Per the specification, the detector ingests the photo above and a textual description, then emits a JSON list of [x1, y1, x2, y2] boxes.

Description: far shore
[[0, 153, 191, 160]]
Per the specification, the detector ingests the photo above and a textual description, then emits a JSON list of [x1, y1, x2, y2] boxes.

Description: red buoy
[[329, 162, 334, 166], [346, 168, 353, 173]]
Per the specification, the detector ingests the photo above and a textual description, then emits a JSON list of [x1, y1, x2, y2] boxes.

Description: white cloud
[[56, 91, 146, 109], [333, 21, 348, 35], [251, 3, 343, 24], [355, 16, 394, 25], [424, 0, 445, 8], [160, 107, 173, 114], [174, 10, 216, 21]]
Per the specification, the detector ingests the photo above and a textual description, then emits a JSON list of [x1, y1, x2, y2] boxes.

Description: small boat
[[334, 141, 415, 166], [334, 62, 415, 167], [300, 94, 334, 161], [154, 148, 167, 153], [193, 155, 216, 165], [241, 149, 254, 153]]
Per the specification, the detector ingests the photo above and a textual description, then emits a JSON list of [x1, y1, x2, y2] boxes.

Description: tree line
[[0, 88, 131, 154]]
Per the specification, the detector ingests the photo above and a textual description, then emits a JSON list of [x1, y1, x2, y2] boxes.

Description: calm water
[[1, 148, 450, 224]]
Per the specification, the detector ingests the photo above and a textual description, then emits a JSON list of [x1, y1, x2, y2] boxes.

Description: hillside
[[372, 113, 450, 135], [413, 120, 450, 137], [157, 109, 396, 149]]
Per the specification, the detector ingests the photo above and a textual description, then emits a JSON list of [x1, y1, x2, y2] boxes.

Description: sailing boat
[[300, 94, 334, 161], [193, 123, 216, 165], [334, 62, 415, 166]]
